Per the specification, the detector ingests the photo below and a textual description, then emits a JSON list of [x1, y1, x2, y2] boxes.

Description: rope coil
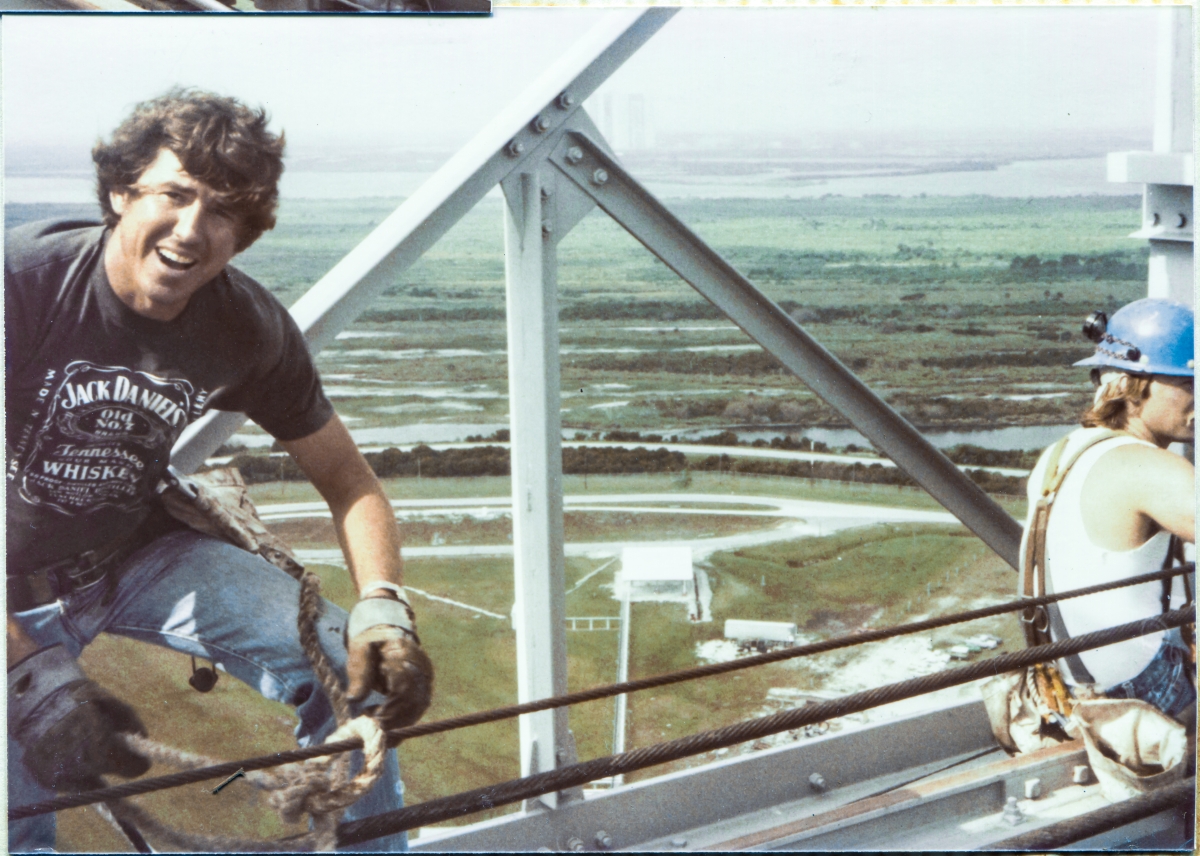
[[86, 573, 386, 852]]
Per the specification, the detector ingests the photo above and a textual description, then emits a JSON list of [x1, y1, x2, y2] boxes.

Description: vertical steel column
[[503, 170, 574, 807], [1145, 7, 1194, 307]]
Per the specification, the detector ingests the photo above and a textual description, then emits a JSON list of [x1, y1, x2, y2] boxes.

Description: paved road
[[272, 492, 964, 565]]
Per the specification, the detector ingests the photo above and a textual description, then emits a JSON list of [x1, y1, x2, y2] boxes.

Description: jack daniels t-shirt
[[5, 220, 335, 572]]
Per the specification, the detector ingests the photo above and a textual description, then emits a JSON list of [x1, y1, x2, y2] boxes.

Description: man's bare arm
[[280, 414, 403, 594], [1081, 444, 1196, 548]]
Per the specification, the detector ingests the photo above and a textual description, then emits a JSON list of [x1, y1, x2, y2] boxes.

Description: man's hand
[[345, 597, 434, 735], [9, 645, 150, 792]]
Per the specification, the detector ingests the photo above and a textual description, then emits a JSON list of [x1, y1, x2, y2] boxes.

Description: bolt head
[[1177, 213, 1188, 228], [591, 168, 609, 186], [533, 114, 552, 133], [557, 91, 575, 109], [541, 221, 553, 237], [565, 146, 584, 165], [507, 139, 525, 157], [808, 772, 827, 791]]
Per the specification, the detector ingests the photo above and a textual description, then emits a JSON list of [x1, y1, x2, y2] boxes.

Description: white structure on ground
[[724, 619, 798, 648], [616, 545, 698, 617]]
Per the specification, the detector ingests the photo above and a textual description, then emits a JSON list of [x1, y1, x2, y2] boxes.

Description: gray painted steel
[[503, 168, 577, 800], [409, 698, 998, 852], [547, 132, 1023, 569]]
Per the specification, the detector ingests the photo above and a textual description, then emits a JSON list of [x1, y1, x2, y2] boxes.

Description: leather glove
[[345, 595, 434, 736], [9, 645, 150, 792]]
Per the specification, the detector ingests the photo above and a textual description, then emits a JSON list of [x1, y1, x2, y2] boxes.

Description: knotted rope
[[103, 572, 387, 852]]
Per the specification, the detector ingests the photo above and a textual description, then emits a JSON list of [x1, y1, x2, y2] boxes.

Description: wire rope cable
[[334, 607, 1194, 846], [9, 569, 1191, 822]]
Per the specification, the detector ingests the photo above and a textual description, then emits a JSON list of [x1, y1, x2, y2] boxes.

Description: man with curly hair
[[1020, 298, 1195, 721], [6, 90, 429, 852]]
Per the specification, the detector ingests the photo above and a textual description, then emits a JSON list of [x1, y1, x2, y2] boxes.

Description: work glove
[[345, 593, 434, 738], [9, 644, 150, 792]]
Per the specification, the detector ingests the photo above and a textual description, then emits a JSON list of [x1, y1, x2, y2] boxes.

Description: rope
[[10, 566, 1191, 821], [299, 573, 351, 725], [984, 778, 1194, 850], [336, 607, 1195, 846], [91, 573, 386, 852]]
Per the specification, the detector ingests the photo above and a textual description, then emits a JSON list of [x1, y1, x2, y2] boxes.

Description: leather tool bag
[[1071, 699, 1187, 802], [157, 466, 305, 580]]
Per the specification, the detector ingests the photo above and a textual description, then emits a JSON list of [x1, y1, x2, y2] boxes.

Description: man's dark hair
[[93, 89, 286, 252]]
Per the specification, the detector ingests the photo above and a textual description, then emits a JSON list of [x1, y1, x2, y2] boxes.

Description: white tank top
[[1026, 427, 1178, 689]]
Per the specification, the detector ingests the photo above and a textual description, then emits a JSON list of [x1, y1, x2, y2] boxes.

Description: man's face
[[105, 148, 244, 322], [1134, 374, 1195, 447]]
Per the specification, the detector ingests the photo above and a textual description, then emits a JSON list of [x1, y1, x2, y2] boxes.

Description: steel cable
[[9, 567, 1191, 822], [984, 778, 1194, 850], [336, 607, 1194, 846]]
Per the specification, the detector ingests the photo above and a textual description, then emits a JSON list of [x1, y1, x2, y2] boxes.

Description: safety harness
[[1021, 429, 1193, 700]]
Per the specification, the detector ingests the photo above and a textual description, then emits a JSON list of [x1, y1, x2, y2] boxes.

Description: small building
[[725, 619, 798, 654], [616, 546, 697, 617]]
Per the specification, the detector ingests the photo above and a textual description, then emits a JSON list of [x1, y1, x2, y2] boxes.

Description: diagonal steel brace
[[547, 131, 1023, 568]]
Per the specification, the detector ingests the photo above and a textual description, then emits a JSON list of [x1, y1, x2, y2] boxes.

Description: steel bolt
[[566, 837, 585, 852], [595, 830, 614, 849], [1152, 212, 1162, 226], [1001, 795, 1025, 826], [507, 139, 525, 157], [540, 187, 552, 201], [808, 772, 827, 792], [557, 91, 575, 109], [533, 114, 552, 133], [670, 838, 688, 848], [542, 221, 553, 238], [591, 168, 609, 186], [1072, 764, 1091, 785], [565, 146, 584, 165], [1177, 213, 1188, 228], [1023, 777, 1042, 800]]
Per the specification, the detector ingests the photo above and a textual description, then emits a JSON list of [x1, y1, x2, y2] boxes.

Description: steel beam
[[170, 8, 678, 472], [503, 169, 576, 805], [548, 132, 1023, 569]]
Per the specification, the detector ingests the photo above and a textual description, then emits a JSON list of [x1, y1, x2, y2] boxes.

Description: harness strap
[[1020, 429, 1124, 682]]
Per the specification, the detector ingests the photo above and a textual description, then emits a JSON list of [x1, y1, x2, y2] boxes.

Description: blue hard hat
[[1075, 298, 1194, 377]]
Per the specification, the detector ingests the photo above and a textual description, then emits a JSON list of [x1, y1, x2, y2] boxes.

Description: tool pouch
[[980, 664, 1078, 755], [157, 466, 305, 580], [1071, 699, 1187, 801]]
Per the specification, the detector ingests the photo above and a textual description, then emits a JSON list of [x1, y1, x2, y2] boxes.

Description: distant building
[[616, 545, 698, 618]]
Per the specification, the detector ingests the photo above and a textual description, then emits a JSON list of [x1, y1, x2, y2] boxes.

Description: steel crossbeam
[[545, 132, 1023, 568]]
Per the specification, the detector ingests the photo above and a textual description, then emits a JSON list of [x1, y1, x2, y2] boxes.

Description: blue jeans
[[1104, 633, 1197, 720], [8, 530, 407, 853]]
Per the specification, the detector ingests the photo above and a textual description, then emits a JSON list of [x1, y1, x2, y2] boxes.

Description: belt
[[8, 534, 146, 612]]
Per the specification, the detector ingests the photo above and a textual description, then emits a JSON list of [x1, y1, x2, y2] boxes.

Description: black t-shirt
[[6, 220, 335, 570]]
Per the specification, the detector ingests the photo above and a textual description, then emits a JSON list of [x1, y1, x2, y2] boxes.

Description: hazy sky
[[2, 7, 1168, 159]]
